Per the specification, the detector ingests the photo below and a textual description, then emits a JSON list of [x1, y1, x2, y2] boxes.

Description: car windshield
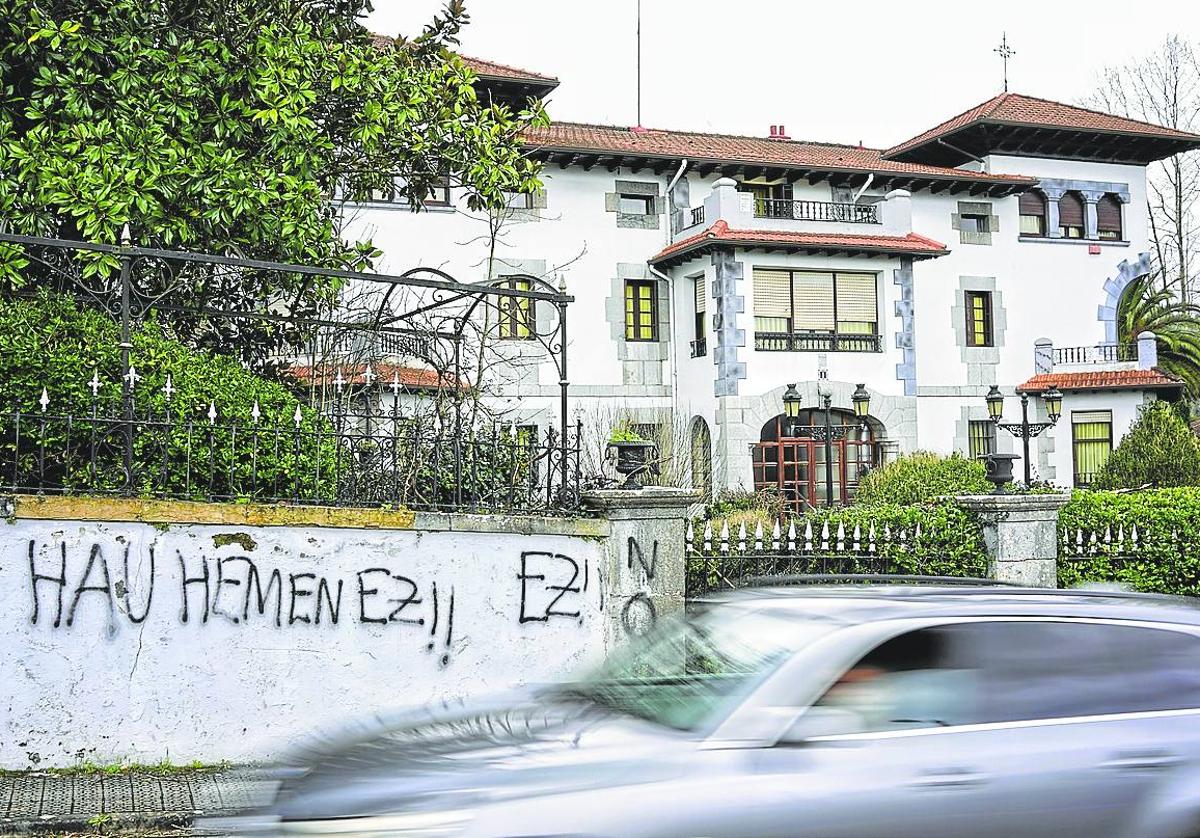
[[560, 605, 833, 731]]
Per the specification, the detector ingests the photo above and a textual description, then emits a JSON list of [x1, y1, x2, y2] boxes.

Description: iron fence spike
[[207, 402, 217, 424], [39, 387, 49, 412]]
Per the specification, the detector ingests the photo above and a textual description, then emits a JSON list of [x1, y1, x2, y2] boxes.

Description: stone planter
[[608, 440, 657, 490], [980, 453, 1020, 493]]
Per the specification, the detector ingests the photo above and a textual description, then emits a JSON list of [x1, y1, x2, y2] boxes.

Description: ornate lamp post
[[782, 382, 802, 435], [985, 384, 1063, 487]]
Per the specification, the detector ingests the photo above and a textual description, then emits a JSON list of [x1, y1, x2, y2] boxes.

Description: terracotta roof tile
[[1018, 368, 1183, 393], [367, 36, 557, 84], [523, 122, 1034, 185], [649, 220, 948, 265], [885, 92, 1200, 159], [288, 363, 458, 390]]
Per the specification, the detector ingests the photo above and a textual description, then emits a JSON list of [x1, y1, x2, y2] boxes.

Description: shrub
[[855, 452, 992, 506], [1059, 488, 1200, 595], [0, 292, 337, 500], [704, 488, 789, 534], [1091, 400, 1200, 489]]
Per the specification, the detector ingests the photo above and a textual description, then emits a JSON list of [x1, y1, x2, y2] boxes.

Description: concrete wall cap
[[713, 177, 738, 189], [955, 492, 1072, 512], [582, 487, 700, 511], [885, 189, 912, 200]]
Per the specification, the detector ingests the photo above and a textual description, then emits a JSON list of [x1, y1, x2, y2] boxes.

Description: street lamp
[[781, 382, 802, 435], [985, 384, 1063, 487], [852, 383, 871, 422]]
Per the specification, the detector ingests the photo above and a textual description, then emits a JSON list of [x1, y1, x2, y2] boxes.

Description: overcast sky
[[368, 1, 1199, 148]]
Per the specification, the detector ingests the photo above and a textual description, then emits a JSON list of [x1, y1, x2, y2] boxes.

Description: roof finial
[[994, 32, 1016, 93]]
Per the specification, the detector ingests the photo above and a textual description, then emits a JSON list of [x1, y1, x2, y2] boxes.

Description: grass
[[0, 759, 233, 777]]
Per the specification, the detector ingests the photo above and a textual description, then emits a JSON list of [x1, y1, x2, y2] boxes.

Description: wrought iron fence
[[689, 206, 706, 227], [754, 331, 882, 353], [0, 232, 582, 514], [2, 383, 583, 513], [685, 518, 986, 597], [1052, 343, 1138, 365]]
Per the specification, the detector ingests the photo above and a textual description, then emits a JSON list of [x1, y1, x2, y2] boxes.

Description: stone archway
[[1098, 252, 1152, 343]]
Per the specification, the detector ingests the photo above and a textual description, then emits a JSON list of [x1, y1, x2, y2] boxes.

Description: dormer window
[[1058, 191, 1085, 238], [1019, 190, 1047, 237], [1097, 194, 1123, 241]]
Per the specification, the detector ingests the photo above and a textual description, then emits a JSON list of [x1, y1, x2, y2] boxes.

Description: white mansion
[[341, 55, 1200, 508]]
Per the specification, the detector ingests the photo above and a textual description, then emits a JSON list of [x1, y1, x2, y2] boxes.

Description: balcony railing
[[690, 206, 706, 227], [1053, 344, 1137, 365], [690, 338, 707, 358], [754, 199, 879, 224], [754, 332, 882, 353]]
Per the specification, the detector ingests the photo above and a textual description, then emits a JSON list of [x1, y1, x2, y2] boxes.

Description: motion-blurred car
[[229, 580, 1200, 837]]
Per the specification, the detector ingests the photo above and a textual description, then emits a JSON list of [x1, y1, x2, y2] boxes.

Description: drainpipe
[[851, 173, 875, 204], [657, 159, 689, 430], [936, 137, 986, 168]]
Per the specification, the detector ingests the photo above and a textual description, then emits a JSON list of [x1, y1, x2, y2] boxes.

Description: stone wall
[[0, 490, 693, 767]]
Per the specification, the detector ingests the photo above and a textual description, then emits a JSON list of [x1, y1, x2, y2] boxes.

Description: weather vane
[[995, 32, 1016, 93]]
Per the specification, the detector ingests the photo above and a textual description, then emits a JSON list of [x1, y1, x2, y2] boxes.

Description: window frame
[[1019, 191, 1047, 238], [1058, 191, 1086, 239], [964, 290, 994, 348], [968, 419, 996, 460], [960, 213, 991, 234], [498, 276, 535, 341], [619, 193, 656, 216], [624, 279, 659, 342], [1071, 410, 1113, 487], [1097, 193, 1124, 241], [751, 268, 880, 347]]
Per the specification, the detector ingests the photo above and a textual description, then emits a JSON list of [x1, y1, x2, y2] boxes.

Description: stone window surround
[[605, 263, 670, 386], [490, 258, 552, 360], [950, 201, 1001, 246], [1024, 178, 1131, 243], [951, 276, 1008, 386], [605, 180, 666, 230]]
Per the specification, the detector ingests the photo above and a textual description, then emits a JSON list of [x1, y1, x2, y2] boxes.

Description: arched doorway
[[690, 417, 712, 501], [752, 410, 877, 511]]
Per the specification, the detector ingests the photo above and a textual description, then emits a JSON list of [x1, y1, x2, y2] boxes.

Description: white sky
[[367, 0, 1199, 148]]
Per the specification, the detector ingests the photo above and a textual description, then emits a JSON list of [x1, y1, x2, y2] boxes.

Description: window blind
[[1058, 192, 1085, 227], [1018, 191, 1046, 217], [1073, 410, 1112, 426], [693, 277, 706, 313], [752, 269, 792, 318], [792, 272, 835, 331], [1097, 195, 1122, 235], [834, 273, 877, 325]]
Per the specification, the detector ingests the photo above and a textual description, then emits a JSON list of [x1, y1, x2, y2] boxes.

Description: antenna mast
[[636, 0, 642, 126]]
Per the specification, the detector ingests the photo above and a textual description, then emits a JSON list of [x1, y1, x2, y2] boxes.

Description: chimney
[[767, 124, 790, 141]]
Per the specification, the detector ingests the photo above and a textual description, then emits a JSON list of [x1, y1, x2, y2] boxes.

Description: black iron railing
[[690, 338, 707, 357], [689, 206, 706, 227], [754, 332, 882, 352], [754, 199, 879, 224], [2, 394, 583, 514], [1053, 344, 1138, 365]]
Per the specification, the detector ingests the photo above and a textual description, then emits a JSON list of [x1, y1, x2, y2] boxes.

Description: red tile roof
[[649, 220, 948, 266], [289, 363, 458, 390], [1018, 368, 1183, 393], [885, 92, 1200, 160], [523, 122, 1035, 185]]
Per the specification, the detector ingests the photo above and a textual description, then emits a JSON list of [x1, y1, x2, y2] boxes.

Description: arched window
[[1058, 192, 1085, 239], [752, 411, 877, 511], [1019, 190, 1047, 237], [1097, 194, 1123, 241]]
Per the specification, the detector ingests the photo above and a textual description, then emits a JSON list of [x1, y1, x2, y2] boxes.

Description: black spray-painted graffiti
[[620, 537, 658, 638], [517, 551, 590, 624], [26, 540, 458, 661]]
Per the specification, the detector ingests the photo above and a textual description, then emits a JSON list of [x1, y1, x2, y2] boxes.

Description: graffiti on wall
[[24, 537, 597, 662], [621, 537, 658, 637]]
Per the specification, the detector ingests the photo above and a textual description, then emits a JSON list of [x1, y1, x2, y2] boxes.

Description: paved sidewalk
[[0, 769, 276, 833]]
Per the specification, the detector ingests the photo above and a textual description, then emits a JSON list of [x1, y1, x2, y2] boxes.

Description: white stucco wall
[[1, 513, 609, 767]]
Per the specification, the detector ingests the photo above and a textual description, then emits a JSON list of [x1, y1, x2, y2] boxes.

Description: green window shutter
[[752, 269, 792, 319], [834, 273, 877, 329], [791, 271, 835, 331]]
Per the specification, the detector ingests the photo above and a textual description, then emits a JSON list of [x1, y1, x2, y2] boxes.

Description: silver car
[[241, 581, 1200, 837]]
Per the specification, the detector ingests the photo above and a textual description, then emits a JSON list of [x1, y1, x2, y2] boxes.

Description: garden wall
[[0, 491, 692, 767]]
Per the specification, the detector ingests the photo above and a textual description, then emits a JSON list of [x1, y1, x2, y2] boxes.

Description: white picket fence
[[686, 518, 926, 557], [1060, 524, 1152, 559]]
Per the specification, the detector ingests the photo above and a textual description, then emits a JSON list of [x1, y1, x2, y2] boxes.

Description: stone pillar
[[1042, 187, 1065, 239], [583, 487, 698, 650], [1034, 338, 1054, 374], [878, 438, 901, 464], [882, 189, 913, 237], [1137, 331, 1158, 370], [1081, 190, 1106, 240], [704, 177, 745, 226], [955, 493, 1070, 588]]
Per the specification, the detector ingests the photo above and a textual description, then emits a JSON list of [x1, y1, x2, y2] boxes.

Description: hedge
[[1058, 488, 1200, 595], [855, 452, 992, 506]]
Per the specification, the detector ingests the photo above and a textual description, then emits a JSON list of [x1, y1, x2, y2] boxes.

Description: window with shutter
[[968, 420, 996, 459], [792, 272, 836, 332], [1058, 192, 1085, 238], [1019, 191, 1046, 237], [1097, 194, 1123, 240], [693, 276, 706, 341], [498, 277, 534, 340], [1072, 411, 1113, 486], [752, 268, 792, 333], [964, 291, 993, 347], [834, 273, 877, 335]]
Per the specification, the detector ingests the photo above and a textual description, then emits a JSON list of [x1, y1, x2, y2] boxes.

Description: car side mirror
[[776, 707, 865, 745]]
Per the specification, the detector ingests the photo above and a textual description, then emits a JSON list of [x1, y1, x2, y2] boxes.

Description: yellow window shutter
[[834, 273, 877, 326], [791, 272, 835, 331], [752, 268, 791, 318]]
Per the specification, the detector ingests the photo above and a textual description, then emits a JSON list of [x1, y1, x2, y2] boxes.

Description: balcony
[[689, 206, 705, 227], [1053, 343, 1137, 366], [753, 199, 879, 225], [754, 332, 882, 353], [690, 338, 707, 358]]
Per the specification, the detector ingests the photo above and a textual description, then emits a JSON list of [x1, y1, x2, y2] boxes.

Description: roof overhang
[[475, 75, 559, 107], [523, 146, 1034, 198], [886, 121, 1200, 166], [649, 225, 949, 269]]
